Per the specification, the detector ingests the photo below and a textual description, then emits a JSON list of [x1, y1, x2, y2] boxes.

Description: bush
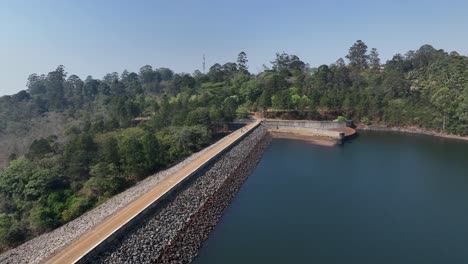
[[62, 195, 94, 222], [361, 116, 370, 125], [83, 163, 127, 199], [336, 116, 348, 122], [157, 125, 210, 161], [236, 105, 249, 119], [0, 214, 23, 248], [29, 206, 61, 232], [118, 135, 146, 177], [185, 107, 210, 127]]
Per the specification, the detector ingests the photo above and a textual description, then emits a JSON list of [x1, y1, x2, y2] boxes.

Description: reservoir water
[[194, 131, 468, 264]]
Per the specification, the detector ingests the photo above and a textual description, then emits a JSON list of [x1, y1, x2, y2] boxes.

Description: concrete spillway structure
[[263, 119, 353, 142]]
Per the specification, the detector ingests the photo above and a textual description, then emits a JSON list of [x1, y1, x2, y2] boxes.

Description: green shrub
[[62, 195, 94, 222], [336, 116, 347, 122], [361, 116, 370, 125], [0, 214, 23, 248], [236, 105, 249, 119], [29, 206, 61, 232]]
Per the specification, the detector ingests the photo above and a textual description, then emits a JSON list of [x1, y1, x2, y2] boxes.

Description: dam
[[0, 119, 353, 264]]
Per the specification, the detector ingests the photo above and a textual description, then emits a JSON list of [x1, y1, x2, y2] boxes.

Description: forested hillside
[[1, 41, 467, 251]]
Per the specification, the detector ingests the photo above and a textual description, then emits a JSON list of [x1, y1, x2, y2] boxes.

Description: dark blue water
[[194, 131, 468, 264]]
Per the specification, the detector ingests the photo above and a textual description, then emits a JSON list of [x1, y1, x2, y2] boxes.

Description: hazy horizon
[[2, 0, 468, 96]]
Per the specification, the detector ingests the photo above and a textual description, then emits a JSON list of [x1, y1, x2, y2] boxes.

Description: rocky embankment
[[93, 125, 271, 263]]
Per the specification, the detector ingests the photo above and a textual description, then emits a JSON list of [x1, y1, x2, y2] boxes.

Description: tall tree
[[346, 40, 369, 70], [237, 51, 249, 74], [369, 48, 381, 68], [139, 65, 159, 84], [335, 58, 346, 67], [46, 66, 67, 111], [431, 86, 453, 131], [65, 75, 85, 109], [207, 63, 224, 82], [271, 52, 306, 72], [27, 74, 47, 96], [156, 68, 174, 81]]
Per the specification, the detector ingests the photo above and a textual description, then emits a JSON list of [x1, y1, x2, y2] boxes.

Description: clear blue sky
[[1, 0, 468, 95]]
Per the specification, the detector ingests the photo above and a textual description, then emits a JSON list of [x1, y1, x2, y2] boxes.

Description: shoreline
[[357, 124, 468, 142], [270, 131, 338, 146]]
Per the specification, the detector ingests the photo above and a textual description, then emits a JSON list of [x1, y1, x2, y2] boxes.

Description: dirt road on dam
[[45, 121, 260, 264]]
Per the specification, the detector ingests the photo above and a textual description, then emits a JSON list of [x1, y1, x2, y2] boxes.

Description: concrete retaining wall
[[264, 120, 349, 129], [263, 120, 346, 139]]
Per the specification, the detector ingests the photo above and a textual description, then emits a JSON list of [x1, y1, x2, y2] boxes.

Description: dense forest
[[1, 41, 467, 251]]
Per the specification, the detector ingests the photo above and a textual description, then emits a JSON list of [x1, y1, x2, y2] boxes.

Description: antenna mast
[[203, 54, 206, 74]]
